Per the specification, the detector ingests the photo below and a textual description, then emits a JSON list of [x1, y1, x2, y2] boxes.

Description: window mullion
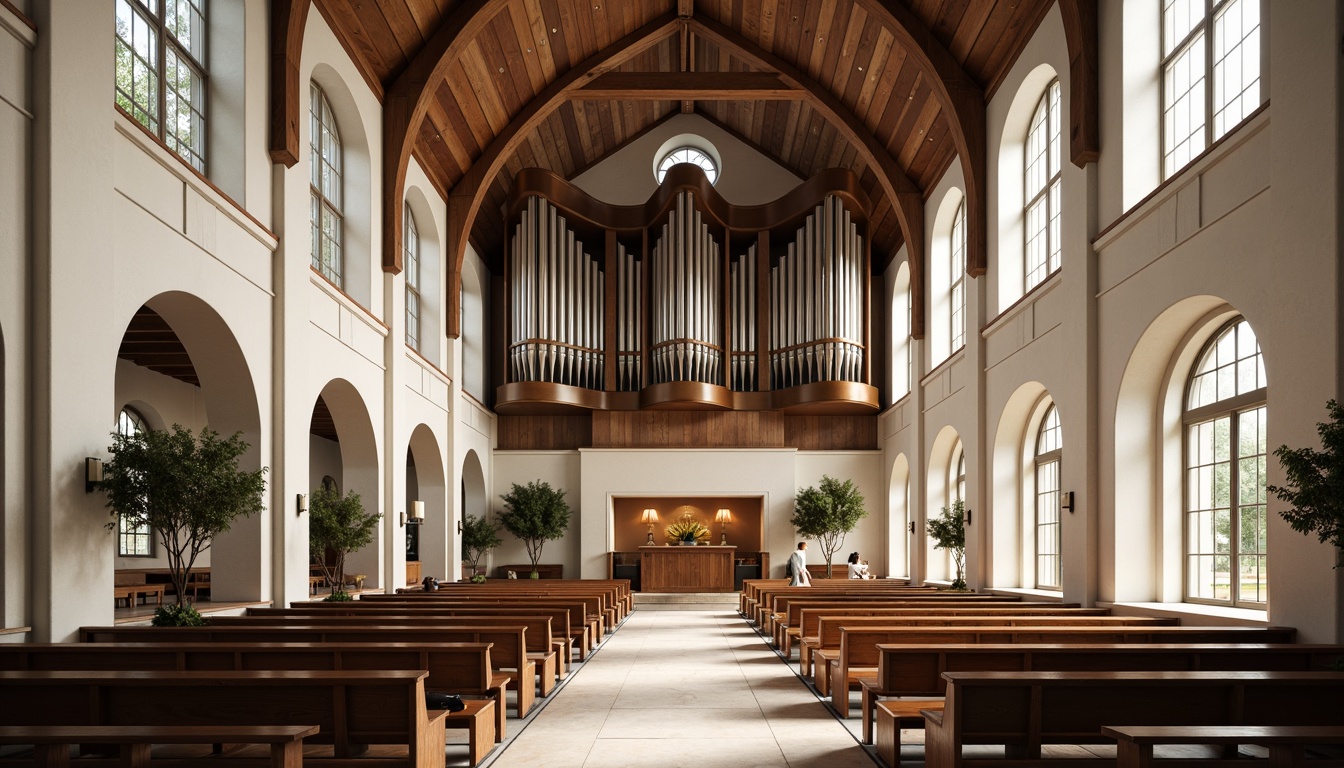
[[1228, 411, 1241, 605]]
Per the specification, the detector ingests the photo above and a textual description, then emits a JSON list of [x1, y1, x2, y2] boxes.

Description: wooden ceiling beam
[[689, 16, 928, 338], [381, 0, 508, 279], [1058, 0, 1100, 166], [854, 0, 987, 280], [444, 12, 682, 338], [267, 0, 311, 166], [571, 72, 797, 100]]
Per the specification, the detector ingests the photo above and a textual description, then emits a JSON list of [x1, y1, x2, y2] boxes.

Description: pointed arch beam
[[854, 0, 987, 279], [443, 12, 682, 337], [381, 0, 508, 278], [688, 16, 927, 338], [1058, 0, 1100, 166], [267, 0, 311, 166]]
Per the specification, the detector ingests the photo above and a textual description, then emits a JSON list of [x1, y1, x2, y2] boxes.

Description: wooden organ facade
[[497, 165, 881, 415]]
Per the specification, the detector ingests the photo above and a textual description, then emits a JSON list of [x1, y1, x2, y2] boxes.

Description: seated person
[[847, 551, 873, 579]]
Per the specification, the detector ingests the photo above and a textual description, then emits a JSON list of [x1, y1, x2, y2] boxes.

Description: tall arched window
[[1034, 404, 1062, 589], [1024, 80, 1062, 291], [114, 0, 208, 172], [952, 444, 966, 505], [1162, 0, 1262, 179], [891, 264, 911, 400], [310, 82, 344, 287], [950, 203, 967, 352], [404, 204, 421, 351], [116, 407, 153, 557], [1184, 317, 1267, 606]]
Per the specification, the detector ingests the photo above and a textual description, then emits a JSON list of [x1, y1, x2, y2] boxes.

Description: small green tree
[[498, 481, 572, 577], [462, 513, 504, 577], [791, 475, 869, 578], [100, 425, 267, 616], [309, 485, 381, 599], [926, 500, 967, 590], [1268, 399, 1344, 568]]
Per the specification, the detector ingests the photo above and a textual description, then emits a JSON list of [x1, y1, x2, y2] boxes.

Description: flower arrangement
[[665, 514, 710, 544]]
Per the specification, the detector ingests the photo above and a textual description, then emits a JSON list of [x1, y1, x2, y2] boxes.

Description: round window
[[656, 146, 718, 185]]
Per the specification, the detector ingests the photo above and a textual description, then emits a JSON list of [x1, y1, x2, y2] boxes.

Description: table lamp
[[641, 508, 659, 545], [715, 508, 731, 545]]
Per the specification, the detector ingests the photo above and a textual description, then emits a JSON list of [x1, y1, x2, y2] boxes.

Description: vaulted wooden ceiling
[[273, 0, 1094, 337]]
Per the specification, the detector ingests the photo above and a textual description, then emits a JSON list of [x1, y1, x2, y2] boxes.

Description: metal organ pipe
[[650, 192, 721, 385]]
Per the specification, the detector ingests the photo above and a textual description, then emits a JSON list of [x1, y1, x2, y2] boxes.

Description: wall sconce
[[966, 508, 972, 525], [456, 518, 463, 534], [410, 500, 425, 522], [296, 493, 308, 516], [1061, 491, 1075, 513], [715, 508, 732, 545], [641, 508, 659, 545], [84, 457, 103, 493], [398, 511, 407, 527]]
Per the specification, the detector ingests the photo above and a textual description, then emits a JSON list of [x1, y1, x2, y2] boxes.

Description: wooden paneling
[[496, 414, 592, 450], [639, 546, 735, 592], [784, 414, 878, 450], [591, 411, 786, 449]]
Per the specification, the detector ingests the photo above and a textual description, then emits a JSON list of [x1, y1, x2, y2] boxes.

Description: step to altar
[[632, 592, 740, 611]]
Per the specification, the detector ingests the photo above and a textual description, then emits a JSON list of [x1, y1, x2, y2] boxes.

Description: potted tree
[[462, 512, 503, 582], [99, 425, 268, 626], [1268, 399, 1344, 567], [309, 485, 381, 600], [498, 480, 571, 578], [790, 475, 869, 578], [926, 500, 968, 590]]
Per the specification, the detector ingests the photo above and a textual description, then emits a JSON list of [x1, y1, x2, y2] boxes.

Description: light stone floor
[[482, 609, 880, 768]]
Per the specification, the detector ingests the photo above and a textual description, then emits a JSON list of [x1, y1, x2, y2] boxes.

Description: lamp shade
[[715, 508, 731, 523], [410, 500, 425, 520], [641, 508, 659, 524]]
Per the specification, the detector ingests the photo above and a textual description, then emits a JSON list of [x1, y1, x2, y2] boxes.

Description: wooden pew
[[777, 603, 1094, 655], [1101, 725, 1344, 768], [384, 583, 629, 631], [755, 587, 965, 628], [78, 625, 537, 719], [920, 671, 1344, 768], [739, 578, 918, 616], [808, 615, 1181, 690], [204, 615, 561, 697], [0, 670, 450, 767], [0, 724, 318, 768], [373, 588, 614, 637], [0, 641, 511, 743], [768, 594, 1030, 643], [862, 642, 1344, 747]]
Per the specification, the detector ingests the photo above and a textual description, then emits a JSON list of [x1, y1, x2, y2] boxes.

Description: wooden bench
[[771, 595, 1040, 649], [208, 614, 560, 697], [0, 670, 449, 767], [921, 671, 1344, 768], [349, 596, 600, 658], [0, 724, 318, 768], [495, 563, 563, 579], [443, 700, 494, 767], [0, 640, 510, 743], [78, 624, 536, 719], [112, 584, 165, 608], [369, 589, 615, 640], [1101, 725, 1344, 768], [754, 587, 965, 628], [809, 615, 1181, 694], [862, 642, 1344, 746]]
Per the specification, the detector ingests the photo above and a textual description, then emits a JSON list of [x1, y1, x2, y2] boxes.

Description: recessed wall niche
[[612, 496, 763, 552]]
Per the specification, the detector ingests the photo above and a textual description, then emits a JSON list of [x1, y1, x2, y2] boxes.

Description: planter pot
[[529, 571, 540, 579], [679, 540, 696, 546]]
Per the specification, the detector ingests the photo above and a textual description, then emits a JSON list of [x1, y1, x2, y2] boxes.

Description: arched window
[[310, 82, 344, 287], [116, 407, 153, 557], [950, 202, 967, 352], [891, 263, 911, 401], [1034, 404, 1062, 589], [114, 0, 208, 172], [656, 146, 717, 184], [404, 204, 421, 351], [953, 444, 966, 505], [1162, 0, 1262, 179], [1024, 80, 1062, 291], [1183, 317, 1267, 606]]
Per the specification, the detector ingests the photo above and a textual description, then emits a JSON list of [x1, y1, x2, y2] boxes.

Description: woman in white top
[[847, 551, 872, 579]]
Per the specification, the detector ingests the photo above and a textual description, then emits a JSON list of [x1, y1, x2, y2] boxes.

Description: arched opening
[[406, 424, 447, 584], [990, 381, 1048, 588], [404, 184, 442, 366], [308, 379, 381, 590], [888, 454, 911, 579], [996, 63, 1062, 311], [1112, 295, 1240, 603], [930, 189, 966, 367], [459, 449, 486, 578], [308, 64, 373, 308], [113, 294, 264, 602], [925, 426, 963, 584], [891, 262, 912, 402]]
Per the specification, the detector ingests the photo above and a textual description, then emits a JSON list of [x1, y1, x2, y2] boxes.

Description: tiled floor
[[485, 610, 878, 768]]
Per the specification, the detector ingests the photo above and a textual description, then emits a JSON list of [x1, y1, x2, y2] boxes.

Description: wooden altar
[[639, 545, 736, 593]]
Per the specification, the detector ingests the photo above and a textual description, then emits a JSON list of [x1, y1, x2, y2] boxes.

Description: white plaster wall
[[794, 451, 886, 578], [491, 451, 583, 578], [571, 113, 804, 206]]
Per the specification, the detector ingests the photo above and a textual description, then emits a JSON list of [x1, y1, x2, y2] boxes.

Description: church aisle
[[483, 610, 877, 768]]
